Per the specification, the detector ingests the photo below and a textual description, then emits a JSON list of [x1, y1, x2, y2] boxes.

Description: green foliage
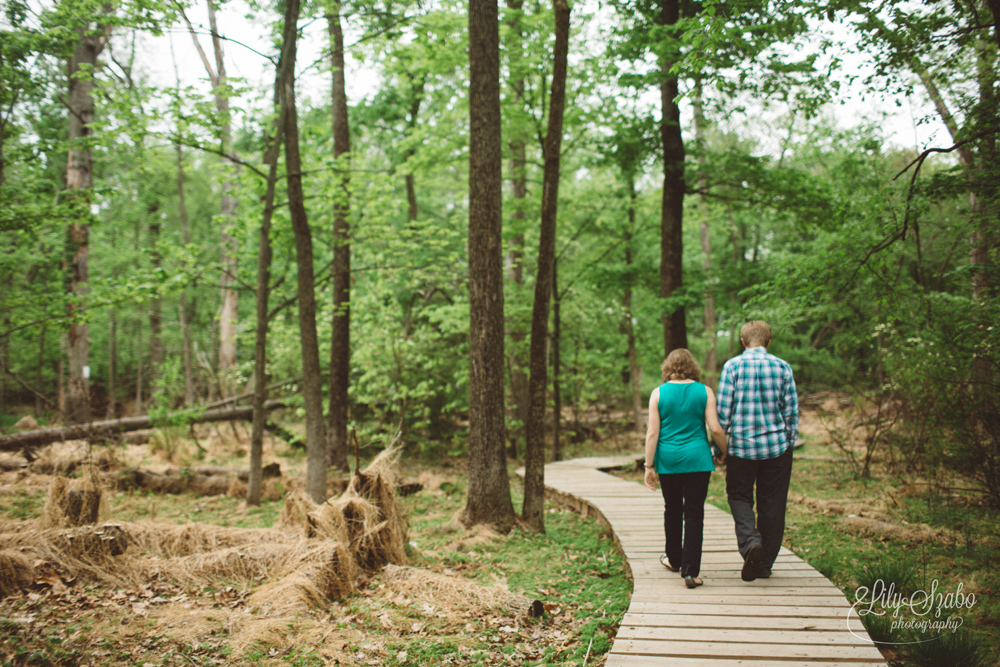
[[904, 629, 991, 667]]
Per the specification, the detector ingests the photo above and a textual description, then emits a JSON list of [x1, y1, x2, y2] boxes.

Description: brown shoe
[[742, 544, 762, 582], [755, 565, 771, 579]]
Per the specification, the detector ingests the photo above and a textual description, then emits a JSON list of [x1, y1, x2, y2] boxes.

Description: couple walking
[[642, 320, 799, 588]]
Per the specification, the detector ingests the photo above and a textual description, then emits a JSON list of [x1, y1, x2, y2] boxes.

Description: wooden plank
[[609, 639, 886, 662], [622, 613, 866, 632], [628, 601, 851, 618], [605, 655, 886, 667], [617, 626, 877, 646]]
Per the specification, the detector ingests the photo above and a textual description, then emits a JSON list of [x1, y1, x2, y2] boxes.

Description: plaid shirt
[[717, 347, 799, 460]]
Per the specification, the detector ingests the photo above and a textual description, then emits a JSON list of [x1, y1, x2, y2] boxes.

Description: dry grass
[[0, 549, 33, 598], [380, 564, 543, 618]]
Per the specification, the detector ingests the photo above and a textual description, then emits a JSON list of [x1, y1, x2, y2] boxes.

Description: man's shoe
[[742, 544, 762, 582], [754, 565, 771, 579]]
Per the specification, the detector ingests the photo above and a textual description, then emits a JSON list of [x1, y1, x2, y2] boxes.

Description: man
[[717, 320, 799, 582]]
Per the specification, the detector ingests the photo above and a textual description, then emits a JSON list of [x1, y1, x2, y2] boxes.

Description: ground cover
[[0, 426, 631, 667]]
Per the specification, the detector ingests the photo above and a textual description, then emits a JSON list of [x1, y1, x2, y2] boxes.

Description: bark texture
[[658, 0, 687, 357], [280, 0, 328, 503], [522, 0, 571, 532], [464, 0, 516, 532], [327, 4, 351, 472], [693, 79, 716, 387]]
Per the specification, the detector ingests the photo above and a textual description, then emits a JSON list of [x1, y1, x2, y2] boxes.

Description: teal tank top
[[655, 382, 715, 475]]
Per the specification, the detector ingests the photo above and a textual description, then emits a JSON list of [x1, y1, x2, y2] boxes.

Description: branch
[[165, 133, 266, 178], [0, 357, 60, 414], [177, 6, 219, 87]]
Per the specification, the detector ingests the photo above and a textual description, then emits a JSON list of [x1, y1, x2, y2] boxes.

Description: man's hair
[[661, 348, 702, 383], [741, 320, 772, 348]]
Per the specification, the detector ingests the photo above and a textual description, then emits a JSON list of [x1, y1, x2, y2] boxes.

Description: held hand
[[643, 466, 658, 491]]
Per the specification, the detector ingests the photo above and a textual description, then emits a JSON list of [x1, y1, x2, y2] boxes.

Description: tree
[[522, 0, 570, 532], [62, 2, 114, 423], [327, 0, 351, 472], [464, 0, 516, 531], [181, 0, 239, 394], [280, 0, 328, 503]]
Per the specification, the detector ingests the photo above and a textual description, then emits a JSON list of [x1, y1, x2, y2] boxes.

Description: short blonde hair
[[741, 320, 772, 348], [661, 349, 702, 383]]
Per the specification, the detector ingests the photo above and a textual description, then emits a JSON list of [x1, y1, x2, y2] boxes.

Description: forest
[[0, 0, 999, 663]]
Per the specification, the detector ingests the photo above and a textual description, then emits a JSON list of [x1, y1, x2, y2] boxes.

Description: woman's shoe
[[684, 575, 703, 588], [659, 554, 680, 572]]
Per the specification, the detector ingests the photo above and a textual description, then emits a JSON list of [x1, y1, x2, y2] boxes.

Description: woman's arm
[[705, 386, 728, 462], [644, 388, 660, 491]]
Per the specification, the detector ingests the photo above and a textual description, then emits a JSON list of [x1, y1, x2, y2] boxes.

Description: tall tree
[[522, 0, 571, 532], [464, 0, 516, 531], [658, 0, 686, 356], [280, 0, 328, 503], [693, 78, 716, 386], [182, 1, 238, 393], [63, 8, 112, 423], [248, 77, 285, 507], [326, 0, 351, 472], [504, 0, 528, 459]]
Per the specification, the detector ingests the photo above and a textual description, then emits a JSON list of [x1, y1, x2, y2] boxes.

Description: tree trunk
[[552, 258, 562, 461], [327, 4, 351, 472], [183, 0, 238, 391], [658, 0, 686, 357], [148, 206, 163, 395], [465, 0, 516, 532], [248, 78, 285, 507], [404, 76, 424, 223], [106, 308, 115, 419], [693, 79, 716, 387], [135, 318, 143, 413], [63, 27, 106, 424], [522, 0, 570, 532], [281, 0, 327, 504], [624, 174, 643, 432], [36, 325, 47, 418], [505, 0, 528, 461], [175, 142, 195, 405]]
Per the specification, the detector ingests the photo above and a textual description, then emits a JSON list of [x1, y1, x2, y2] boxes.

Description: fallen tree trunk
[[115, 463, 281, 496], [0, 400, 287, 453]]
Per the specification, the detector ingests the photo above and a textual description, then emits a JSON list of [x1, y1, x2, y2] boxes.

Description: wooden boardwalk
[[536, 456, 888, 666]]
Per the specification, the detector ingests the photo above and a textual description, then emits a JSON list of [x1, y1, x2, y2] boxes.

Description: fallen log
[[115, 463, 281, 496], [0, 400, 287, 453]]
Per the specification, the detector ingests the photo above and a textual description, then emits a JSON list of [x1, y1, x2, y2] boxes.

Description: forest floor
[[2, 396, 998, 666], [0, 420, 629, 667]]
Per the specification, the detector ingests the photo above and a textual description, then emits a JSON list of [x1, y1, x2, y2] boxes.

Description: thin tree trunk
[[63, 26, 107, 424], [505, 0, 528, 461], [327, 4, 351, 472], [404, 76, 424, 223], [175, 145, 195, 405], [465, 0, 516, 531], [106, 308, 116, 419], [552, 258, 562, 461], [183, 2, 238, 391], [659, 0, 686, 357], [523, 0, 570, 532], [135, 319, 143, 413], [693, 79, 717, 388], [248, 77, 285, 507], [624, 174, 643, 432], [36, 325, 46, 417], [148, 206, 163, 395], [280, 0, 327, 503]]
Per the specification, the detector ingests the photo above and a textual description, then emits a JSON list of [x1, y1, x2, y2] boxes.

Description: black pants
[[659, 471, 712, 578], [725, 446, 793, 569]]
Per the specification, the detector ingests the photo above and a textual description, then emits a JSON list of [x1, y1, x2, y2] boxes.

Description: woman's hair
[[661, 349, 702, 383]]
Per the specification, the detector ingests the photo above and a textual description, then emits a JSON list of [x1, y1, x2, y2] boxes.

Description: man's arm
[[716, 362, 735, 433], [782, 367, 799, 448]]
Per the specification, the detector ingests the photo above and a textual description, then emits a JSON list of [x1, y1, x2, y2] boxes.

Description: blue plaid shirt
[[717, 347, 799, 460]]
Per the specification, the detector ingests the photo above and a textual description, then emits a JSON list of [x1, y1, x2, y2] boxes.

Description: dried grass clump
[[125, 522, 290, 558], [225, 477, 284, 501], [146, 540, 311, 588], [248, 540, 356, 612], [41, 469, 109, 528], [0, 523, 135, 588], [277, 490, 318, 530], [381, 564, 543, 618], [0, 549, 34, 598]]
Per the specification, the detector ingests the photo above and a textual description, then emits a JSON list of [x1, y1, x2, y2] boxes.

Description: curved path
[[538, 456, 888, 667]]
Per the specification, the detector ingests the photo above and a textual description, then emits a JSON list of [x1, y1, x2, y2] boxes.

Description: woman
[[643, 349, 728, 588]]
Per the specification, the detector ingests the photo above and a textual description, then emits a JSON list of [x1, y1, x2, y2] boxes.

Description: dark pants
[[726, 446, 793, 569], [659, 471, 712, 578]]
